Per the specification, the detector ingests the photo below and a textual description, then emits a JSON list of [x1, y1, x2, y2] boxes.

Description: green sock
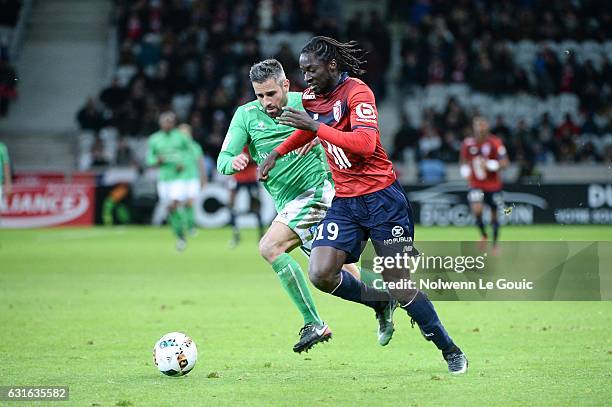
[[102, 199, 114, 226], [168, 209, 185, 239], [184, 205, 195, 230], [271, 253, 322, 326]]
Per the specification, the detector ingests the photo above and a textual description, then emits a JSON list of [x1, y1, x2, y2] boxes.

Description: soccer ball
[[153, 332, 198, 376]]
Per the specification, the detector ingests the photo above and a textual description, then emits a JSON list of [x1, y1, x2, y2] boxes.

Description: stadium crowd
[[391, 0, 611, 169], [79, 1, 355, 164], [77, 0, 611, 171]]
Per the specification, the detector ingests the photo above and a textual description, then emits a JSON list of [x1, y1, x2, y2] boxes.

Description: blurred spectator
[[115, 137, 134, 166], [76, 98, 104, 131], [556, 114, 580, 140], [581, 113, 600, 135], [418, 121, 442, 159], [91, 137, 109, 167], [437, 130, 460, 162], [100, 77, 128, 111], [390, 113, 418, 162], [532, 113, 556, 163], [0, 58, 17, 116], [418, 152, 446, 183], [491, 115, 511, 144], [438, 98, 468, 134], [576, 141, 601, 163]]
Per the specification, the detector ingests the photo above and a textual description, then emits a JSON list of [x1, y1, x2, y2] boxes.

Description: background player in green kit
[[218, 59, 391, 353], [178, 123, 207, 236], [0, 141, 11, 209], [146, 112, 192, 251]]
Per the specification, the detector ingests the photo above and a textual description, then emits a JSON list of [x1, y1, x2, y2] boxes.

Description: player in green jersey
[[178, 124, 207, 236], [0, 141, 11, 208], [146, 112, 193, 251], [217, 59, 394, 353]]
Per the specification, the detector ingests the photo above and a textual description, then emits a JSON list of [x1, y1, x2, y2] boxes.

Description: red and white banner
[[1, 182, 95, 228]]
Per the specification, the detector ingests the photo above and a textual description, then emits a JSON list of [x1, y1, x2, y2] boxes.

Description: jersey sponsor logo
[[303, 91, 316, 100], [323, 141, 352, 169], [333, 100, 342, 122], [392, 225, 404, 237], [356, 103, 377, 120], [383, 236, 412, 246]]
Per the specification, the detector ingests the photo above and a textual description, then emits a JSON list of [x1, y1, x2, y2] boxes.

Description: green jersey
[[146, 129, 192, 181], [217, 92, 328, 211], [183, 140, 204, 181], [0, 142, 9, 184]]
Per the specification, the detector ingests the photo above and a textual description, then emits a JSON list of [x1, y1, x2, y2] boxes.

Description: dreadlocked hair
[[301, 36, 367, 76]]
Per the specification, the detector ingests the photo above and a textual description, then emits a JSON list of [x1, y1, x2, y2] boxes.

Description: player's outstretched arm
[[217, 108, 250, 175], [295, 138, 320, 156], [275, 129, 317, 156], [277, 106, 377, 156], [315, 124, 377, 157]]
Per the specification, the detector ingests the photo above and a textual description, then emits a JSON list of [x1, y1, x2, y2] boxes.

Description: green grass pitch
[[1, 226, 611, 406]]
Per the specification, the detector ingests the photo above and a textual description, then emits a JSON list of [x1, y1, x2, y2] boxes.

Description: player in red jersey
[[460, 116, 509, 252], [260, 37, 467, 374]]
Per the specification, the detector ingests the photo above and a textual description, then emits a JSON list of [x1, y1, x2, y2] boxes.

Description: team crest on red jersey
[[333, 100, 342, 122]]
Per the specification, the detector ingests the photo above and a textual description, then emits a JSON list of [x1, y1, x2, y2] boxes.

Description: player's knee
[[308, 264, 337, 292], [258, 237, 283, 263]]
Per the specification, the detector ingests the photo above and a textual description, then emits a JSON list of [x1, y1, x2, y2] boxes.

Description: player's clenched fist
[[232, 152, 250, 171], [258, 150, 279, 181]]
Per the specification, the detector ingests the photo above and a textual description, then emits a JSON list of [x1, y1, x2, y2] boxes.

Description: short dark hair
[[301, 36, 367, 76], [249, 59, 286, 84]]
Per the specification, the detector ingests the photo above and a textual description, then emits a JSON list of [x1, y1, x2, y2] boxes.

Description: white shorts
[[273, 179, 334, 253], [157, 180, 186, 203], [184, 180, 200, 200]]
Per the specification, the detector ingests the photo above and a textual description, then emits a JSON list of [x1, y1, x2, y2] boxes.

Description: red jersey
[[234, 146, 257, 183], [460, 135, 507, 191], [276, 74, 396, 197]]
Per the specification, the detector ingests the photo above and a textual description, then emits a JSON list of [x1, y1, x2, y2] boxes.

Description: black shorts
[[467, 188, 504, 209], [312, 180, 415, 264]]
